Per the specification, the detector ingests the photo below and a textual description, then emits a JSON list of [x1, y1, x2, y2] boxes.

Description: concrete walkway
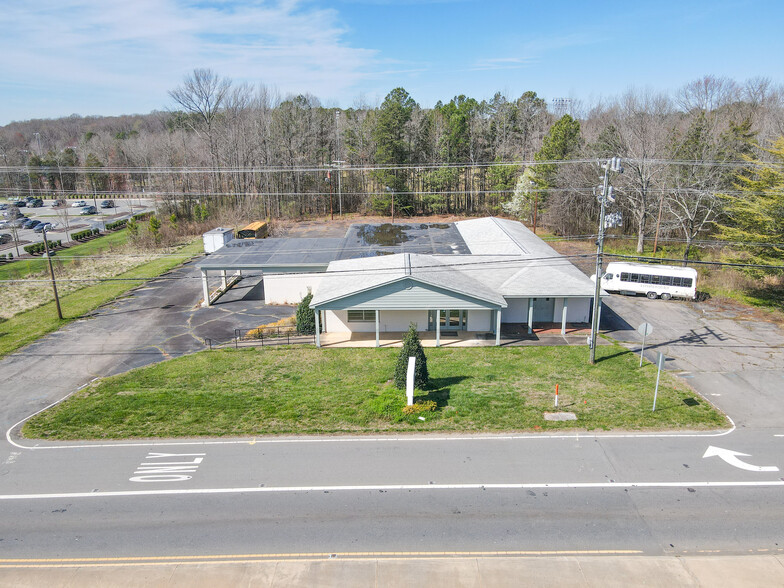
[[320, 325, 595, 348], [2, 555, 782, 587]]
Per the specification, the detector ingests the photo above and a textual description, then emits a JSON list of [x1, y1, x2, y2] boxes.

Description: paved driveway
[[0, 259, 293, 430], [602, 294, 784, 428]]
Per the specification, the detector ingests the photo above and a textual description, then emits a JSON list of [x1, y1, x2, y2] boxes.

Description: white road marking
[[1, 479, 783, 501], [703, 445, 779, 472], [6, 416, 737, 452], [130, 452, 206, 482]]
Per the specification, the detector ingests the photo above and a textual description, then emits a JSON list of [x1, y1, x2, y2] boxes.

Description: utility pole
[[41, 224, 63, 320], [333, 160, 344, 216], [334, 110, 343, 216], [589, 157, 623, 365]]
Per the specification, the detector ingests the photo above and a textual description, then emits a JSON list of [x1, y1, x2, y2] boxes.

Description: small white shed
[[203, 228, 234, 253]]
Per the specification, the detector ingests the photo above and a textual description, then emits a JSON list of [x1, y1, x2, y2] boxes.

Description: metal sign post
[[653, 352, 665, 411], [637, 322, 654, 367]]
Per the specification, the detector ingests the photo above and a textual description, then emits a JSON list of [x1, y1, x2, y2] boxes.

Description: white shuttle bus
[[598, 262, 698, 300]]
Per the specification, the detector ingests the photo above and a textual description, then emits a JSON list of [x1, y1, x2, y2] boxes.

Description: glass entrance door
[[428, 310, 467, 330]]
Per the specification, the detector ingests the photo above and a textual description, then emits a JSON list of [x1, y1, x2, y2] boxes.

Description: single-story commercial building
[[196, 217, 601, 346]]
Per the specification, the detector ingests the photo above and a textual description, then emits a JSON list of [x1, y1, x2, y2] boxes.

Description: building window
[[347, 310, 375, 322]]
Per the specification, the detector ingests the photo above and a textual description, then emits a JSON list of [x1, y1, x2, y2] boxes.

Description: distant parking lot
[[0, 197, 156, 253]]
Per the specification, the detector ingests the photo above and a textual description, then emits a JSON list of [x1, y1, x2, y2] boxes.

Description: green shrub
[[401, 400, 437, 415], [394, 323, 429, 390], [296, 292, 316, 334]]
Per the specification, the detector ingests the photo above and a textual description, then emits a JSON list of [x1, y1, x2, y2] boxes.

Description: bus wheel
[[647, 292, 658, 299], [661, 293, 672, 300]]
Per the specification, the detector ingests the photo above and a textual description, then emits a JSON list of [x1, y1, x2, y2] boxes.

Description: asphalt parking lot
[[0, 258, 295, 430], [0, 197, 155, 254], [603, 293, 784, 427]]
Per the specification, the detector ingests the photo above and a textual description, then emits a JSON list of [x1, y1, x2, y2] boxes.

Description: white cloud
[[0, 0, 381, 120]]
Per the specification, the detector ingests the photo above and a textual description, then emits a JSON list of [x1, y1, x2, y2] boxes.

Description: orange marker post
[[555, 384, 559, 408]]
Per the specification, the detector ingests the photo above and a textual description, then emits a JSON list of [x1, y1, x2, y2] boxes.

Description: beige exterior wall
[[264, 274, 322, 305], [324, 310, 429, 333], [467, 309, 492, 331]]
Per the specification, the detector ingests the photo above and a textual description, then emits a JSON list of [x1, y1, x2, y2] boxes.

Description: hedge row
[[105, 219, 127, 231], [24, 240, 61, 255], [72, 228, 100, 241], [132, 212, 152, 221]]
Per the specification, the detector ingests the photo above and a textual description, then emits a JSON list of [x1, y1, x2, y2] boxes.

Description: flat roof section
[[335, 223, 471, 260], [196, 237, 346, 270], [196, 222, 471, 271]]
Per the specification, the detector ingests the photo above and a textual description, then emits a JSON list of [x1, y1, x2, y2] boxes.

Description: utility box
[[203, 228, 234, 253]]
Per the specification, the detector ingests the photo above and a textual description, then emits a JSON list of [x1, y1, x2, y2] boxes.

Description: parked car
[[9, 218, 27, 228], [100, 199, 115, 209], [52, 199, 66, 207], [71, 200, 87, 207], [3, 208, 22, 218], [0, 220, 9, 229], [33, 222, 53, 233], [0, 233, 12, 244], [0, 204, 8, 211], [28, 198, 44, 207], [80, 205, 97, 215], [15, 200, 26, 207], [23, 219, 42, 229]]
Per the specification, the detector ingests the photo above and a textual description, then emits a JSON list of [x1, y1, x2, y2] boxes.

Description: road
[[0, 288, 783, 563]]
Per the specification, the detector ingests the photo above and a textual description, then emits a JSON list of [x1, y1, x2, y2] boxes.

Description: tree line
[[1, 70, 783, 262]]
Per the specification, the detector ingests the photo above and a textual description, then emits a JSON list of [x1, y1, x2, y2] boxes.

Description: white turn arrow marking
[[703, 446, 779, 472]]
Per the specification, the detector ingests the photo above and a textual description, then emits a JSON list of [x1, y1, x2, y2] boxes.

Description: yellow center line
[[0, 549, 644, 567]]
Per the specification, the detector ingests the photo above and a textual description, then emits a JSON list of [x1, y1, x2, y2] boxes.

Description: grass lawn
[[0, 239, 203, 357], [0, 230, 131, 281], [22, 344, 727, 440]]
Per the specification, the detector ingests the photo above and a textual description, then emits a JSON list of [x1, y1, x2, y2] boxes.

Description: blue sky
[[1, 0, 782, 124]]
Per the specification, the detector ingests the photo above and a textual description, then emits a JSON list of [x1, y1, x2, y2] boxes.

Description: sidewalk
[[2, 555, 783, 587]]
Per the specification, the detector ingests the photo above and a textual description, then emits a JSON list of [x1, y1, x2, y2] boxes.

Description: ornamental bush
[[394, 323, 429, 390], [296, 292, 316, 335]]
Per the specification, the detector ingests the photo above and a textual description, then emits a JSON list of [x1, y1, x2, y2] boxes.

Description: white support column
[[201, 270, 210, 307], [221, 269, 227, 289], [375, 310, 380, 348], [315, 310, 321, 348], [495, 308, 502, 346], [561, 298, 568, 335], [527, 299, 534, 335], [436, 310, 441, 347]]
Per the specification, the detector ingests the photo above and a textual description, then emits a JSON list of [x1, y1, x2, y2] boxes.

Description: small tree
[[296, 292, 316, 334], [148, 215, 162, 244], [394, 323, 429, 390]]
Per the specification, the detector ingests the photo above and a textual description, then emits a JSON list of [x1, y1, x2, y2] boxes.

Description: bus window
[[620, 272, 629, 282], [641, 275, 651, 283], [604, 273, 614, 280], [651, 275, 661, 284], [672, 277, 682, 287], [661, 276, 672, 286], [683, 278, 692, 287], [631, 273, 639, 282]]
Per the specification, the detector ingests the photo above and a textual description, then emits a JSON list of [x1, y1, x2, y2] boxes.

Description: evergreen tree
[[718, 137, 784, 267], [296, 292, 316, 334], [394, 323, 429, 390]]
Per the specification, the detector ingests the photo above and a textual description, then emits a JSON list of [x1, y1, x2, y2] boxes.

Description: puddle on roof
[[428, 223, 450, 229], [355, 224, 410, 246]]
